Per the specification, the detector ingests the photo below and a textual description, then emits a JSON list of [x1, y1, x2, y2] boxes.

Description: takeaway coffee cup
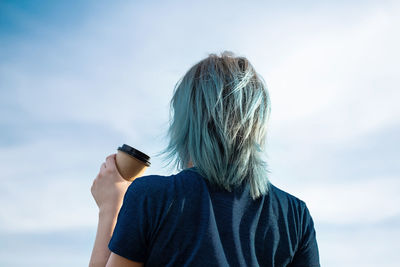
[[115, 144, 151, 182]]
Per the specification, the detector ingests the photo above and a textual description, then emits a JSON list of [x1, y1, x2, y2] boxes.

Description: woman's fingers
[[98, 154, 115, 173], [105, 154, 116, 170]]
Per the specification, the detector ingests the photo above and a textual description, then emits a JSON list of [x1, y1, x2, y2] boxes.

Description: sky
[[0, 0, 399, 266]]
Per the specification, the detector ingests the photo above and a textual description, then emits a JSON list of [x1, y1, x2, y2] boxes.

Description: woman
[[89, 51, 320, 267]]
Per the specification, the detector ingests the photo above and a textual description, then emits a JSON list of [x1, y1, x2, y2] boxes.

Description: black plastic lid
[[117, 144, 151, 166]]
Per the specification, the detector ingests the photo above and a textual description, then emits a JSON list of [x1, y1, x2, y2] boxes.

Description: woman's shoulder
[[127, 172, 176, 195], [267, 182, 307, 208], [124, 169, 204, 211], [126, 168, 206, 198]]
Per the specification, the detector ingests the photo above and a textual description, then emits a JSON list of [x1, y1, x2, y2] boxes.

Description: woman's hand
[[91, 153, 131, 214]]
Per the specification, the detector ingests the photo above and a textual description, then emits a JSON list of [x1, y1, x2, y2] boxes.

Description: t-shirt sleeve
[[290, 202, 320, 267], [108, 179, 150, 263]]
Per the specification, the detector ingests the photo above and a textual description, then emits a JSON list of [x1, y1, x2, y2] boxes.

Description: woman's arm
[[89, 208, 144, 267], [89, 153, 145, 267], [89, 208, 119, 267]]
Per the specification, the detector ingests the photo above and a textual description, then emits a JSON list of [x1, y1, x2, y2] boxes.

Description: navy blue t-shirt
[[108, 167, 320, 266]]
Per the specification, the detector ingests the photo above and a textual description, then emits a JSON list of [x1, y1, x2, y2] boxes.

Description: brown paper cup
[[115, 144, 151, 182]]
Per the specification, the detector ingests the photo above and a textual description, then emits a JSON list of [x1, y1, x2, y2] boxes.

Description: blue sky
[[1, 0, 399, 266]]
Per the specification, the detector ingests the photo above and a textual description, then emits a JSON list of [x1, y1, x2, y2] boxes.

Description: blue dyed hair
[[156, 51, 272, 200]]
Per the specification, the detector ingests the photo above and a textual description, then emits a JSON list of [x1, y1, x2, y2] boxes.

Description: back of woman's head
[[158, 51, 272, 200]]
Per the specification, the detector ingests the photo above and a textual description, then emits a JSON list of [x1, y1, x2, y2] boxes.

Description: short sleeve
[[108, 179, 150, 262], [290, 202, 320, 267]]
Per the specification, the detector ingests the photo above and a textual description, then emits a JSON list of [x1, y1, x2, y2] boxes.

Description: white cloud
[[317, 220, 400, 267], [278, 176, 400, 225], [264, 4, 400, 145], [0, 138, 104, 232]]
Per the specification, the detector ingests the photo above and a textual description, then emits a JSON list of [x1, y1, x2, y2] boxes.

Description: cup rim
[[117, 144, 151, 166]]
